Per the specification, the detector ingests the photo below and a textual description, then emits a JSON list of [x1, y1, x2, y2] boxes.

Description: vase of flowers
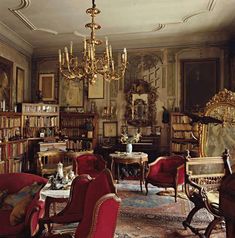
[[126, 143, 133, 154], [120, 130, 141, 154]]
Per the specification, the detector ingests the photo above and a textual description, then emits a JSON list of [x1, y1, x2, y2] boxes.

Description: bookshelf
[[60, 112, 98, 151], [170, 112, 199, 155], [0, 139, 28, 174], [0, 112, 21, 141], [18, 103, 60, 138], [0, 112, 27, 174]]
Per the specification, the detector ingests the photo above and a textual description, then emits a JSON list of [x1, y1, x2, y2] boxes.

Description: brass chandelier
[[58, 0, 127, 85]]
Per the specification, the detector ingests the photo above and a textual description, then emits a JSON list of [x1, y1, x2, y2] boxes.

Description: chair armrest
[[176, 164, 185, 184], [146, 159, 162, 177], [37, 154, 43, 174], [25, 200, 45, 237]]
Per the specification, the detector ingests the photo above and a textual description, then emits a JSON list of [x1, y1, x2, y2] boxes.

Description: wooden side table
[[109, 152, 148, 192]]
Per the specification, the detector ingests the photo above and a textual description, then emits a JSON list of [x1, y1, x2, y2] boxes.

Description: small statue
[[56, 162, 64, 181]]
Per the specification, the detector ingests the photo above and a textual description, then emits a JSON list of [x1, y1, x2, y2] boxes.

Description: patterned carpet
[[115, 180, 226, 238], [46, 180, 226, 238]]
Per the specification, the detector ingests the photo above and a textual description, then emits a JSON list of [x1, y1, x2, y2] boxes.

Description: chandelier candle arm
[[58, 0, 127, 84]]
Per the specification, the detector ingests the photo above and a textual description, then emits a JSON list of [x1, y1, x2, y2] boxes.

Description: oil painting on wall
[[60, 78, 84, 107], [0, 56, 13, 111]]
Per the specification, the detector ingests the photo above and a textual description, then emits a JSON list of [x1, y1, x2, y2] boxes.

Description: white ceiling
[[0, 0, 235, 57]]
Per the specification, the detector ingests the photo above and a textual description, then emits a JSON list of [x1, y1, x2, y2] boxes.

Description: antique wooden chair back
[[199, 89, 235, 170], [183, 149, 232, 237], [37, 150, 94, 177], [220, 173, 235, 238]]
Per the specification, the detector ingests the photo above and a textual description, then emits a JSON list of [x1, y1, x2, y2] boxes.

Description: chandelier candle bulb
[[109, 45, 112, 59], [70, 41, 73, 55], [84, 37, 87, 51], [58, 49, 62, 63]]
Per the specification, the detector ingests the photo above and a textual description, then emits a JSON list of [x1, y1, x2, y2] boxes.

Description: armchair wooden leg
[[204, 217, 224, 238], [183, 205, 203, 230], [145, 182, 148, 195], [174, 187, 177, 202]]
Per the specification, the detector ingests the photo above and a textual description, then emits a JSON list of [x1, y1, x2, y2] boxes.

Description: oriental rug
[[44, 180, 226, 238]]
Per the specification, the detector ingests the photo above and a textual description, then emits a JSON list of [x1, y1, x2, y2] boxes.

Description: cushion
[[9, 194, 32, 226], [4, 182, 43, 207], [0, 190, 8, 207]]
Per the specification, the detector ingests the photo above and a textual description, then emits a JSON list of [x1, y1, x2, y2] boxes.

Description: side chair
[[40, 168, 120, 238], [73, 153, 107, 178]]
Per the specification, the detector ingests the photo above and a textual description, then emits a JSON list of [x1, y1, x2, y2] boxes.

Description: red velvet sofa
[[0, 173, 47, 238]]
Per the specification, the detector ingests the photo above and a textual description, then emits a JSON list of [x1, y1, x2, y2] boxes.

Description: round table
[[109, 152, 148, 192]]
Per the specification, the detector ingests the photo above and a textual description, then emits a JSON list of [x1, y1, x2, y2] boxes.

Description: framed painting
[[181, 59, 219, 112], [103, 121, 118, 137], [16, 67, 24, 103], [59, 78, 84, 107], [88, 74, 104, 99], [0, 56, 13, 111], [39, 73, 55, 101]]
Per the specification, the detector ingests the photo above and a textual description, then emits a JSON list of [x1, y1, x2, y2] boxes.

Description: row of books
[[61, 118, 86, 127], [173, 131, 193, 139], [0, 158, 23, 174], [66, 140, 93, 151], [22, 104, 58, 113], [24, 116, 59, 127], [172, 124, 192, 131], [171, 115, 190, 124], [171, 142, 197, 152], [0, 128, 20, 140], [0, 116, 21, 128], [0, 141, 27, 161]]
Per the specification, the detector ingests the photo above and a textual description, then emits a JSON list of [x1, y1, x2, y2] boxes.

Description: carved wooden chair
[[183, 149, 232, 238], [219, 173, 235, 238], [36, 150, 72, 177], [36, 150, 93, 177]]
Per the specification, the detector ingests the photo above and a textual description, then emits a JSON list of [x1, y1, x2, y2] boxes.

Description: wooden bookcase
[[0, 112, 28, 174], [170, 112, 199, 155], [60, 112, 98, 151], [18, 103, 60, 139]]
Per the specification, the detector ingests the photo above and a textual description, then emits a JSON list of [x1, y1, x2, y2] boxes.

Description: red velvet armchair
[[73, 153, 107, 178], [41, 168, 120, 238], [145, 155, 185, 202], [0, 173, 47, 238]]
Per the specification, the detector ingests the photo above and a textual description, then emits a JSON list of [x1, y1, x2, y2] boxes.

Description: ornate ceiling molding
[[8, 0, 218, 38], [8, 0, 58, 35]]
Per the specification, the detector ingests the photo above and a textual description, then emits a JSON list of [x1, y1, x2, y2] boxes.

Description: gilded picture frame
[[103, 121, 118, 137], [88, 74, 104, 99], [59, 78, 84, 107], [0, 56, 13, 111], [39, 73, 55, 101], [16, 67, 24, 103]]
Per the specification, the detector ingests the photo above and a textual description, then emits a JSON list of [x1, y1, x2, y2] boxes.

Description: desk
[[110, 152, 148, 192]]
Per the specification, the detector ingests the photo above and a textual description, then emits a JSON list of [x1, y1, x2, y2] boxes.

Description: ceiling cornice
[[0, 20, 33, 56]]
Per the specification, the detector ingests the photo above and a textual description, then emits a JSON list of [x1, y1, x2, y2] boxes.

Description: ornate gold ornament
[[58, 0, 127, 85]]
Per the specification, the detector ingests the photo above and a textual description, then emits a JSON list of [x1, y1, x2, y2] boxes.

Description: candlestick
[[58, 49, 62, 63], [70, 41, 73, 55]]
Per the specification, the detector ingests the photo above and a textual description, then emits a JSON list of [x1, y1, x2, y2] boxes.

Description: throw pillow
[[0, 190, 8, 208], [9, 194, 32, 226], [4, 182, 44, 207]]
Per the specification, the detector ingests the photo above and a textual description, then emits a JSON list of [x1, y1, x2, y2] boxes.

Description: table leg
[[117, 163, 120, 184], [140, 163, 143, 192]]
